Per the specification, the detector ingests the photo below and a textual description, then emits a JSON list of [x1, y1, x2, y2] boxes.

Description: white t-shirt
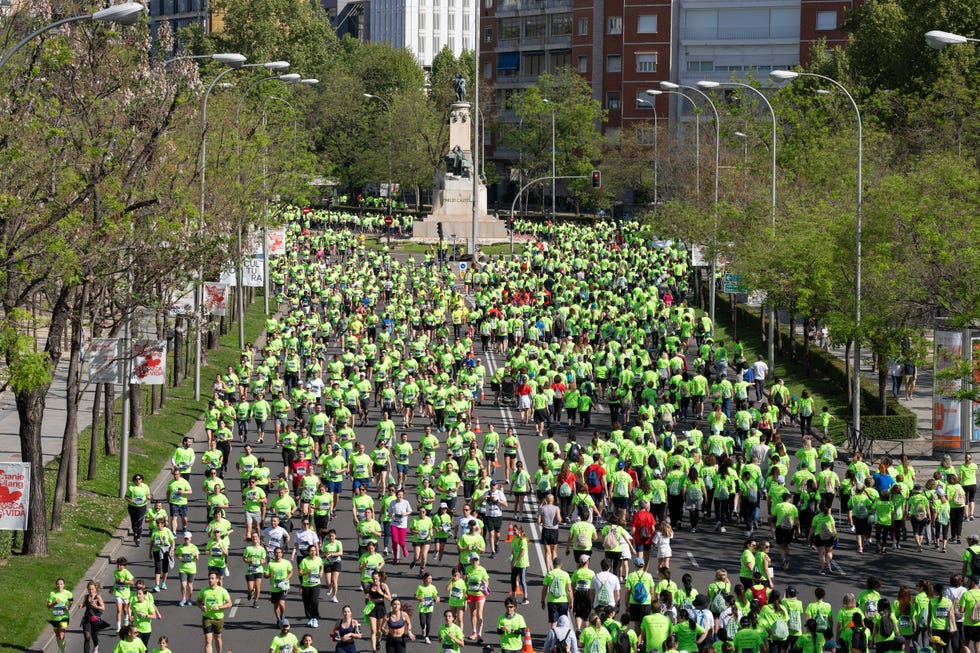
[[751, 361, 768, 382], [388, 499, 412, 529], [591, 571, 621, 607]]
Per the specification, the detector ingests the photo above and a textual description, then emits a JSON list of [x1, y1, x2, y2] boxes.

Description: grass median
[[0, 302, 267, 653]]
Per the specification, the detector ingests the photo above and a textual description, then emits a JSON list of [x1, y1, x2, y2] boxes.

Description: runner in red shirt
[[584, 454, 607, 507], [631, 501, 657, 569]]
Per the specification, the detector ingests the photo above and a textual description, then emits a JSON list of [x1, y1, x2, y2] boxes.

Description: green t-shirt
[[416, 583, 440, 614], [543, 568, 571, 603], [640, 613, 672, 652], [198, 585, 231, 620], [497, 612, 528, 651]]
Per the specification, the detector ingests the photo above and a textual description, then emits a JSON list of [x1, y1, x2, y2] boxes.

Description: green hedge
[[727, 298, 918, 440]]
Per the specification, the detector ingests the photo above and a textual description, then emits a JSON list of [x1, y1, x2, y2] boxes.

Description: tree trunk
[[878, 362, 889, 416], [173, 317, 183, 387], [104, 382, 117, 456], [130, 384, 144, 439], [89, 382, 102, 480], [52, 284, 87, 530], [789, 315, 796, 360]]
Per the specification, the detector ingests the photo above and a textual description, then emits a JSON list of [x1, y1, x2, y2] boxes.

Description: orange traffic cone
[[505, 521, 515, 543], [474, 417, 482, 434], [522, 628, 534, 653], [514, 583, 524, 597]]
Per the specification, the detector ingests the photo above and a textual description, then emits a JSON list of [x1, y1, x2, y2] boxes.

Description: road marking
[[830, 560, 844, 575], [687, 552, 700, 568], [228, 598, 241, 619], [484, 349, 549, 577]]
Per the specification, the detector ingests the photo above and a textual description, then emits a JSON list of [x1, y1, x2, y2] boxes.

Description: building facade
[[146, 0, 212, 42], [369, 0, 476, 69]]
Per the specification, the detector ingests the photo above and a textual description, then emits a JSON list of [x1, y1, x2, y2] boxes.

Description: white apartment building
[[370, 0, 475, 69]]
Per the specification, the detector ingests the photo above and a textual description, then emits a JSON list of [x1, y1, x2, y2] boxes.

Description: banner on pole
[[933, 330, 963, 449], [131, 340, 167, 385], [266, 228, 286, 256], [220, 259, 264, 287], [203, 283, 229, 316], [87, 338, 123, 384], [0, 463, 30, 530], [169, 284, 196, 317]]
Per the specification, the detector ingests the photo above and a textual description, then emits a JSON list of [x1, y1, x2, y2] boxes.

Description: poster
[[131, 340, 166, 385], [87, 338, 122, 384], [169, 284, 195, 317], [203, 283, 229, 316], [0, 463, 30, 530], [266, 228, 286, 257], [221, 259, 265, 287], [933, 330, 963, 449]]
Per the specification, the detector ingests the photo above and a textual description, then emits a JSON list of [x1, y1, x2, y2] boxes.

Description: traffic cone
[[505, 521, 515, 543], [474, 417, 482, 434], [522, 628, 534, 653], [514, 583, 524, 597]]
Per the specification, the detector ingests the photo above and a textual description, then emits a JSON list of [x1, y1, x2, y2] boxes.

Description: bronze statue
[[453, 73, 467, 103]]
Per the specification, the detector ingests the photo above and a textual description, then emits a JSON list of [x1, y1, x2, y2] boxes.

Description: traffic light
[[437, 222, 444, 240], [592, 170, 601, 188]]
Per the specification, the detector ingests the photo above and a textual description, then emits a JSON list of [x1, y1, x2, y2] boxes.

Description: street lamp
[[542, 98, 556, 219], [698, 79, 779, 374], [771, 68, 863, 435], [165, 52, 247, 67], [925, 30, 980, 49], [636, 97, 659, 213], [647, 88, 701, 202], [194, 59, 290, 401], [363, 93, 394, 245], [0, 2, 146, 70], [661, 81, 721, 326]]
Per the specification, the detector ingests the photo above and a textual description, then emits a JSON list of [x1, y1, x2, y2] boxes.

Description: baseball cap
[[440, 502, 449, 509], [183, 532, 192, 539], [931, 637, 946, 647], [332, 444, 340, 450], [281, 619, 291, 628], [579, 554, 590, 563], [777, 475, 786, 483], [490, 480, 498, 486], [469, 552, 481, 560], [633, 556, 644, 567], [617, 461, 626, 469]]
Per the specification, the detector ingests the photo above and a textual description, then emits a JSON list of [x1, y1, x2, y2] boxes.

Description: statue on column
[[453, 73, 467, 103]]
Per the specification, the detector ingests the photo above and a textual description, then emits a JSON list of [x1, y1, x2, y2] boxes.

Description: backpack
[[715, 480, 730, 501], [548, 630, 572, 653], [687, 486, 704, 506], [852, 497, 869, 519], [559, 483, 572, 498], [879, 614, 894, 638], [779, 509, 794, 530], [587, 467, 600, 489], [596, 581, 614, 606], [614, 629, 633, 653], [970, 548, 980, 576], [630, 573, 649, 604], [603, 528, 621, 550], [574, 528, 592, 551], [750, 584, 768, 606], [639, 523, 652, 543], [773, 617, 789, 640], [568, 444, 582, 463], [662, 433, 674, 452], [548, 574, 566, 599], [710, 591, 727, 616], [913, 500, 928, 521]]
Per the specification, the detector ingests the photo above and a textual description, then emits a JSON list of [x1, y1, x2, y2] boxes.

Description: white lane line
[[687, 552, 700, 568], [228, 598, 241, 619], [830, 560, 844, 575], [484, 348, 549, 577]]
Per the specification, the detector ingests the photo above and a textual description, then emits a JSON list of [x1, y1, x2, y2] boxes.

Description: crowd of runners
[[45, 211, 980, 653]]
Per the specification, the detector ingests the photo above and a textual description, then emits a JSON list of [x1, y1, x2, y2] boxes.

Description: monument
[[413, 79, 508, 244]]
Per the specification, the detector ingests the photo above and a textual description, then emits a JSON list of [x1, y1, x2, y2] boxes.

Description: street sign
[[384, 215, 393, 226], [458, 262, 467, 271], [301, 206, 311, 215], [723, 273, 747, 294]]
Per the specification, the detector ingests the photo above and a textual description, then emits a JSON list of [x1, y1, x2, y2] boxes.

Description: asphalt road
[[69, 318, 970, 653]]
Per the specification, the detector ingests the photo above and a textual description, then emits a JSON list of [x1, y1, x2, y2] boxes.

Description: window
[[607, 16, 622, 34], [637, 14, 657, 33], [433, 34, 441, 51], [449, 13, 456, 30], [418, 34, 425, 54], [484, 26, 493, 42], [525, 15, 546, 38], [815, 10, 837, 31], [635, 53, 657, 73], [484, 62, 492, 79], [551, 50, 571, 70], [635, 128, 656, 146], [523, 52, 546, 77], [578, 55, 588, 73], [485, 0, 493, 7], [686, 60, 713, 72], [578, 17, 588, 36], [606, 54, 622, 73], [550, 13, 572, 37], [433, 12, 440, 29], [419, 12, 426, 29], [607, 91, 621, 111], [500, 17, 520, 39]]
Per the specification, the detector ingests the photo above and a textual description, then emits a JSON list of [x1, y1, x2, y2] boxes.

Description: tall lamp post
[[541, 98, 556, 219], [636, 96, 659, 213], [698, 79, 778, 374], [471, 4, 481, 259], [647, 88, 702, 201], [661, 81, 721, 326], [0, 2, 146, 71], [363, 93, 393, 244], [194, 59, 291, 401], [771, 69, 862, 435]]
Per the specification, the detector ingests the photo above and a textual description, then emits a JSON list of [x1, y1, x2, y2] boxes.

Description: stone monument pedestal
[[414, 102, 508, 244]]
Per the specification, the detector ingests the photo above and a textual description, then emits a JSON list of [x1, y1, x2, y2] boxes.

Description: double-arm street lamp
[[770, 69, 862, 435], [363, 93, 394, 244]]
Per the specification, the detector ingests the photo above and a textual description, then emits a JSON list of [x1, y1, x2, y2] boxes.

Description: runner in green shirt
[[416, 573, 441, 643], [197, 571, 232, 652]]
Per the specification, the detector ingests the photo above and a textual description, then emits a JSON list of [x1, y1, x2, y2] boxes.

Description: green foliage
[[0, 309, 53, 394], [861, 414, 918, 441]]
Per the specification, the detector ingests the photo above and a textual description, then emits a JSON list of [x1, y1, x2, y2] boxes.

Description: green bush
[[861, 413, 918, 441]]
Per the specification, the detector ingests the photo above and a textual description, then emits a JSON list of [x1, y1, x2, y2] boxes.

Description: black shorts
[[815, 536, 835, 549], [612, 497, 629, 510], [485, 516, 502, 533], [202, 617, 225, 634], [775, 527, 793, 546], [373, 464, 387, 475], [271, 590, 287, 603], [854, 517, 871, 537], [604, 550, 623, 565], [964, 625, 980, 643], [629, 603, 652, 623], [534, 409, 549, 423], [547, 602, 568, 623], [246, 573, 263, 581], [542, 528, 559, 545], [324, 561, 342, 573], [573, 592, 592, 620]]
